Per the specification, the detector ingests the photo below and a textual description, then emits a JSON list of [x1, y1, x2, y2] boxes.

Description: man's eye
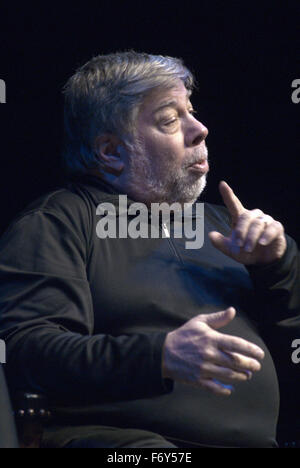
[[161, 109, 197, 126], [163, 118, 178, 126]]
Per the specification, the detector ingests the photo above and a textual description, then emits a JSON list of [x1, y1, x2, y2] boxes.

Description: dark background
[[0, 1, 299, 240]]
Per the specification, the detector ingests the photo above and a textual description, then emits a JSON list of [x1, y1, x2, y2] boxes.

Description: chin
[[182, 174, 207, 204], [196, 175, 207, 197]]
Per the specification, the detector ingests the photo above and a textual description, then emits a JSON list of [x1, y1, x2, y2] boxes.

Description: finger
[[198, 307, 236, 330], [242, 214, 273, 252], [200, 361, 250, 383], [258, 220, 284, 246], [218, 334, 265, 361], [219, 181, 245, 220], [208, 231, 232, 257], [209, 230, 243, 257], [212, 349, 260, 374], [199, 378, 233, 396], [232, 209, 264, 248]]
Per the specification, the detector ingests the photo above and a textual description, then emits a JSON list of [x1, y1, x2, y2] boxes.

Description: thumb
[[209, 231, 232, 257], [200, 307, 236, 330]]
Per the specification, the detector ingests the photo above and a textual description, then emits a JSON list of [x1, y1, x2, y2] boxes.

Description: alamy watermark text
[[291, 339, 300, 364], [291, 79, 300, 104], [0, 340, 6, 364], [96, 195, 204, 249], [0, 79, 6, 103]]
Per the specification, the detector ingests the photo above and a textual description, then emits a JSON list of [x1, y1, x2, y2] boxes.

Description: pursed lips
[[187, 157, 209, 174]]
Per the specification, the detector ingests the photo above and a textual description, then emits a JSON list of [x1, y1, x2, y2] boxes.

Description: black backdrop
[[0, 2, 299, 241]]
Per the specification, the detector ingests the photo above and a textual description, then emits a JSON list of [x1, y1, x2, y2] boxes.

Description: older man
[[0, 51, 299, 448]]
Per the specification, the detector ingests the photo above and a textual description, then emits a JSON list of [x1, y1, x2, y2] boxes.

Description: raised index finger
[[219, 181, 245, 220]]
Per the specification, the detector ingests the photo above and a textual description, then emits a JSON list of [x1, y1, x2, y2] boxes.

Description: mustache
[[184, 145, 208, 168]]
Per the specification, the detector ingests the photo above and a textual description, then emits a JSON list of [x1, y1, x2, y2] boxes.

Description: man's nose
[[187, 119, 209, 147]]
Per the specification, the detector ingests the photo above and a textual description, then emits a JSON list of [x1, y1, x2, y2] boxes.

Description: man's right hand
[[162, 307, 265, 396]]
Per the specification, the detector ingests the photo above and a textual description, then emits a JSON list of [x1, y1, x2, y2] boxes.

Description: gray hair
[[62, 50, 195, 174]]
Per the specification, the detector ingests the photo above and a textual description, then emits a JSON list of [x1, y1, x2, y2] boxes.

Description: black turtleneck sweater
[[0, 175, 299, 447]]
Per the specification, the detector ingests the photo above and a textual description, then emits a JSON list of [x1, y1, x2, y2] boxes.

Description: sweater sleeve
[[246, 234, 300, 324], [0, 209, 173, 405]]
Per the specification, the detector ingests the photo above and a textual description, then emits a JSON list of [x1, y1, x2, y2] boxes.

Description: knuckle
[[203, 347, 214, 361], [195, 320, 209, 333], [252, 218, 265, 227], [230, 353, 242, 367], [252, 209, 263, 217], [224, 370, 235, 380], [198, 360, 209, 375], [239, 212, 249, 222], [196, 313, 206, 321], [265, 220, 277, 230], [273, 220, 283, 231]]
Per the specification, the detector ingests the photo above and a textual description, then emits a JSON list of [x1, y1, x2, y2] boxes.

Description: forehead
[[138, 80, 192, 117]]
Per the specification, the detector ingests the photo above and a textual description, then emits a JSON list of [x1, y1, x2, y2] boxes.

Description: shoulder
[[3, 184, 94, 243]]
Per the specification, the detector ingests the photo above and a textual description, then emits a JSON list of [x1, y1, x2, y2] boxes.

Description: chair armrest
[[13, 392, 51, 448], [13, 392, 51, 422]]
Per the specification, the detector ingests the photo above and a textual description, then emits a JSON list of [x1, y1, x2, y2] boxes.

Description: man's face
[[119, 80, 209, 205]]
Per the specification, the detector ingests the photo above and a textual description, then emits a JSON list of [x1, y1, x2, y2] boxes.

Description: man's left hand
[[209, 181, 287, 265]]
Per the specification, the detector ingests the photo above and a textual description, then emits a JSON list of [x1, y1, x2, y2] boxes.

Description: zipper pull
[[162, 222, 170, 238]]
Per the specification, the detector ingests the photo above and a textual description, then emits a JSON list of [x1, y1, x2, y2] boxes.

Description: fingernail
[[223, 384, 234, 391], [257, 349, 265, 359], [244, 243, 252, 252], [214, 380, 234, 392]]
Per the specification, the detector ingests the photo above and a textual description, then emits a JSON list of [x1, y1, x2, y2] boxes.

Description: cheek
[[143, 132, 184, 164]]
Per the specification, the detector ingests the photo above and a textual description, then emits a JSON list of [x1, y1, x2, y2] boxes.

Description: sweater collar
[[67, 174, 202, 219]]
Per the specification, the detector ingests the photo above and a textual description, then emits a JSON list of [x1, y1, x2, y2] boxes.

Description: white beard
[[126, 144, 208, 205]]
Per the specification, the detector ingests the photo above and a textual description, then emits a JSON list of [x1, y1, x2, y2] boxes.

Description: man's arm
[[208, 181, 300, 410], [208, 181, 300, 321], [0, 209, 172, 404], [246, 235, 300, 323]]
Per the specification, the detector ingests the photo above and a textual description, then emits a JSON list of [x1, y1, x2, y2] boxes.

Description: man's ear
[[94, 134, 125, 175]]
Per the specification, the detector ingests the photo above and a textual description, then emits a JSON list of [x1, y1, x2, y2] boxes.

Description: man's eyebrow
[[152, 96, 193, 115], [153, 100, 178, 114]]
